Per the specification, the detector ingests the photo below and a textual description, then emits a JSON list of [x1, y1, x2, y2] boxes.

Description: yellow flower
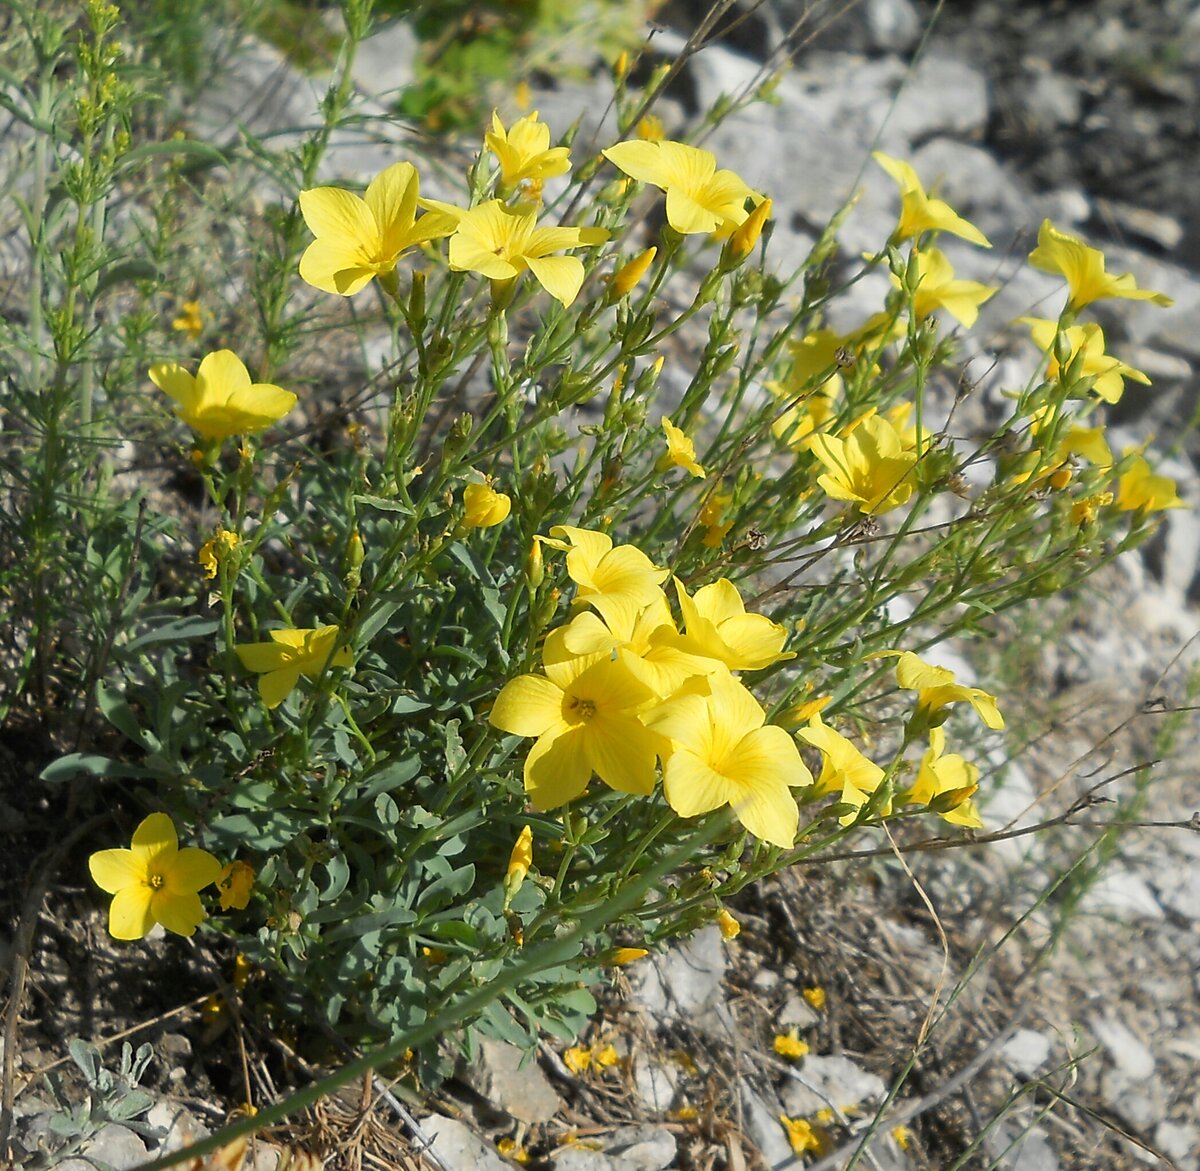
[[662, 577, 794, 673], [660, 416, 706, 478], [773, 1029, 810, 1060], [463, 481, 512, 527], [563, 1045, 592, 1074], [803, 985, 826, 1011], [1023, 317, 1151, 404], [649, 669, 811, 848], [171, 299, 204, 339], [423, 199, 608, 307], [217, 860, 255, 910], [611, 947, 649, 965], [1028, 219, 1173, 311], [716, 908, 740, 939], [514, 79, 532, 110], [602, 139, 759, 235], [198, 528, 240, 580], [809, 413, 918, 515], [901, 727, 983, 828], [89, 812, 222, 940], [485, 110, 571, 193], [797, 712, 887, 825], [235, 625, 353, 709], [504, 825, 533, 908], [1071, 491, 1114, 526], [635, 114, 665, 141], [779, 1115, 821, 1155], [873, 152, 991, 247], [896, 246, 996, 327], [544, 524, 669, 631], [489, 630, 663, 809], [610, 246, 657, 297], [1116, 453, 1186, 512], [298, 162, 456, 297], [149, 350, 297, 442], [892, 1124, 914, 1151], [891, 650, 1004, 733], [699, 491, 734, 549], [496, 1137, 530, 1164]]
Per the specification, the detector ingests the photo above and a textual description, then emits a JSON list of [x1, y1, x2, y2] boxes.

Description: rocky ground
[[7, 2, 1200, 1169]]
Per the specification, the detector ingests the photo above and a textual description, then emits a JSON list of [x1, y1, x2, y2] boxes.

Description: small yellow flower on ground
[[563, 1045, 592, 1074], [660, 416, 706, 478], [298, 161, 457, 296], [1023, 317, 1150, 404], [873, 152, 991, 247], [150, 350, 297, 441], [198, 528, 240, 580], [902, 727, 983, 828], [809, 413, 918, 515], [779, 1115, 821, 1155], [504, 825, 533, 908], [891, 650, 1004, 732], [773, 1029, 810, 1060], [89, 812, 222, 940], [897, 246, 997, 327], [665, 577, 794, 672], [1116, 454, 1186, 512], [798, 712, 888, 825], [485, 110, 571, 193], [496, 1137, 530, 1164], [1028, 219, 1173, 311], [803, 985, 827, 1010], [424, 199, 608, 307], [489, 632, 663, 809], [716, 908, 740, 939], [649, 669, 811, 848], [235, 626, 353, 709], [602, 139, 759, 235], [544, 525, 669, 631], [171, 299, 204, 339], [463, 481, 512, 527], [892, 1124, 914, 1151], [217, 860, 255, 910]]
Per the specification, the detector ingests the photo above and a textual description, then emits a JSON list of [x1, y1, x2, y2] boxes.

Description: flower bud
[[463, 482, 511, 528], [526, 537, 545, 589], [726, 197, 772, 265], [503, 825, 533, 909], [610, 246, 656, 299]]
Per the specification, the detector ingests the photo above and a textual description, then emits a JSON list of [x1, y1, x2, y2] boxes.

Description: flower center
[[566, 695, 597, 722], [147, 872, 166, 890]]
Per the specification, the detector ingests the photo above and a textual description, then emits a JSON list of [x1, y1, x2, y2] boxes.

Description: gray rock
[[632, 1054, 677, 1114], [778, 994, 820, 1030], [59, 1124, 149, 1171], [1155, 1121, 1199, 1168], [986, 1122, 1060, 1171], [1083, 868, 1166, 921], [779, 1054, 886, 1117], [422, 1115, 512, 1171], [859, 0, 923, 53], [1001, 1029, 1053, 1076], [1090, 1016, 1155, 1081], [1151, 861, 1200, 922], [739, 1082, 795, 1167], [882, 54, 990, 144], [1097, 201, 1185, 252], [632, 925, 728, 1031], [351, 19, 418, 101], [144, 1098, 209, 1152], [460, 1038, 562, 1124], [605, 1124, 677, 1171], [553, 1147, 613, 1171], [1020, 71, 1083, 130]]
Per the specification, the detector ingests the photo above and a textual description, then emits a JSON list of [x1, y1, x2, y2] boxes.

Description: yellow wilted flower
[[198, 528, 240, 580], [1071, 491, 1114, 526], [563, 1046, 592, 1074], [803, 985, 826, 1010], [659, 416, 706, 478], [809, 413, 918, 515], [1029, 219, 1173, 311], [890, 650, 1004, 733], [235, 626, 353, 710], [150, 351, 297, 442], [603, 139, 758, 235], [1023, 317, 1150, 404], [779, 1115, 821, 1154], [797, 712, 888, 825], [217, 860, 255, 910], [902, 727, 983, 828], [504, 825, 533, 908], [773, 1029, 810, 1060], [463, 481, 512, 527], [89, 813, 222, 940], [892, 1124, 914, 1151], [896, 246, 997, 327], [873, 152, 991, 247], [716, 908, 740, 939], [496, 1137, 530, 1164], [298, 162, 457, 296], [699, 491, 733, 549], [485, 110, 571, 193], [171, 299, 204, 339]]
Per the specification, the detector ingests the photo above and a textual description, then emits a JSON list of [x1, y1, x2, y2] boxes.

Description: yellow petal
[[260, 667, 302, 709], [525, 726, 592, 809], [525, 254, 585, 306], [196, 349, 252, 396], [299, 238, 378, 296], [108, 886, 156, 940], [131, 812, 178, 867], [166, 847, 223, 894], [584, 715, 661, 795], [491, 674, 566, 737], [235, 641, 293, 672], [299, 186, 378, 249], [149, 362, 199, 411], [662, 748, 733, 817], [89, 848, 142, 894], [603, 140, 670, 186], [224, 383, 298, 430], [364, 161, 419, 257], [151, 889, 207, 937]]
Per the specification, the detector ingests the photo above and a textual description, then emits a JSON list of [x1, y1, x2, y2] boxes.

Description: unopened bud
[[526, 537, 545, 589], [727, 197, 772, 265], [610, 246, 657, 299]]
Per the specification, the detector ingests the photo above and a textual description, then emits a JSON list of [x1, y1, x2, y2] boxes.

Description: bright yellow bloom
[[873, 152, 991, 247], [659, 577, 794, 673], [1023, 317, 1151, 404], [892, 1125, 914, 1151], [897, 246, 997, 327], [809, 413, 918, 515], [1028, 219, 1173, 311], [89, 813, 222, 940], [649, 670, 811, 848], [660, 416, 706, 478], [504, 825, 533, 908], [171, 300, 204, 339], [235, 626, 353, 709], [485, 110, 571, 193], [563, 1046, 592, 1074], [1116, 453, 1186, 512], [217, 860, 255, 910], [489, 631, 663, 809], [496, 1137, 531, 1164], [779, 1115, 821, 1155], [803, 985, 826, 1011], [1011, 405, 1113, 488], [423, 199, 608, 307], [544, 525, 669, 631], [797, 712, 887, 825], [902, 727, 983, 828], [463, 482, 512, 527], [602, 139, 759, 235], [298, 162, 457, 296], [610, 246, 656, 297], [892, 650, 1004, 732], [773, 1029, 810, 1060], [716, 908, 740, 939], [149, 350, 297, 442], [198, 528, 240, 580], [611, 947, 648, 966]]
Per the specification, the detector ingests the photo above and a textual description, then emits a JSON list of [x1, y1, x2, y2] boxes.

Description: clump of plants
[[0, 0, 1184, 1161]]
